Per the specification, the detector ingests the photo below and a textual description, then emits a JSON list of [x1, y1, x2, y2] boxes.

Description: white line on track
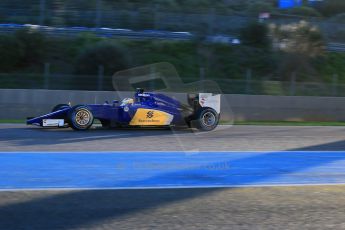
[[1, 151, 345, 154], [1, 183, 345, 192]]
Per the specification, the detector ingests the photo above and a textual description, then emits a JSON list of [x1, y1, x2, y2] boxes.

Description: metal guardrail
[[0, 24, 194, 40], [327, 43, 345, 53], [0, 24, 343, 51]]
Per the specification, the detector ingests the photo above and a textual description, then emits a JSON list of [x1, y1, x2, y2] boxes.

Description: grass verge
[[0, 119, 25, 124], [232, 121, 345, 126]]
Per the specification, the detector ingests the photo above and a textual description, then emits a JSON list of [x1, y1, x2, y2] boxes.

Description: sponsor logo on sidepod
[[139, 111, 159, 123], [146, 111, 154, 118]]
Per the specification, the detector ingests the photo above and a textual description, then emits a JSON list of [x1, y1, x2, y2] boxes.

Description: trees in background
[[280, 6, 322, 17], [0, 35, 23, 72], [270, 20, 326, 81], [314, 0, 345, 17], [0, 29, 46, 72], [270, 21, 325, 57], [0, 0, 344, 86], [240, 22, 271, 49], [75, 41, 128, 75]]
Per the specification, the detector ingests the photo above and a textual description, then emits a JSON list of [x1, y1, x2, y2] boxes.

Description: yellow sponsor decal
[[130, 109, 173, 126]]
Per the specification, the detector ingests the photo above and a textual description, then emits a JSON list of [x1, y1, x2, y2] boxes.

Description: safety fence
[[1, 72, 344, 97]]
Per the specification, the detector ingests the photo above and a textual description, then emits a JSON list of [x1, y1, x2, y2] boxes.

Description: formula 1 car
[[27, 88, 220, 131]]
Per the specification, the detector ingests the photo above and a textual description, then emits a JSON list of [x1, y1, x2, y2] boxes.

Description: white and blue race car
[[27, 88, 221, 131]]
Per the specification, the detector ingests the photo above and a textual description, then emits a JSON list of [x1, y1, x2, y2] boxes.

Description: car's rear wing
[[188, 93, 221, 114]]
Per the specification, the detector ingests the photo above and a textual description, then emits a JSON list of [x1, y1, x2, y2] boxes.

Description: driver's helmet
[[121, 98, 134, 106]]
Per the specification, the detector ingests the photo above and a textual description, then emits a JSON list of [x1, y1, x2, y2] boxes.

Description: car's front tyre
[[68, 105, 94, 130]]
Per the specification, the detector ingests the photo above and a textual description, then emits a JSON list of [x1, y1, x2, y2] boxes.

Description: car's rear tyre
[[68, 106, 94, 130], [192, 107, 219, 131], [52, 104, 70, 112]]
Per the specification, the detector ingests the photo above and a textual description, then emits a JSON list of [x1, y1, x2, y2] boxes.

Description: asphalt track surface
[[1, 124, 345, 151], [1, 124, 345, 229]]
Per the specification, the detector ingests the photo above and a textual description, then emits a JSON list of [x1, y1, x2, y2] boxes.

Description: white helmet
[[121, 98, 134, 106]]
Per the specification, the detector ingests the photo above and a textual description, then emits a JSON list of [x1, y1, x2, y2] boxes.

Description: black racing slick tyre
[[193, 107, 219, 131], [68, 105, 94, 130], [52, 104, 70, 112]]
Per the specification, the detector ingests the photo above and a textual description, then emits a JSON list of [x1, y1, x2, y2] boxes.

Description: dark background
[[0, 0, 344, 95]]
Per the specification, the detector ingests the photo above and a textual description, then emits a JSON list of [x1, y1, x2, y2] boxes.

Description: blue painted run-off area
[[1, 151, 345, 190]]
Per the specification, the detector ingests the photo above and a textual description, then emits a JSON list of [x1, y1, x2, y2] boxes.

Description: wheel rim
[[202, 111, 216, 127], [75, 109, 91, 126]]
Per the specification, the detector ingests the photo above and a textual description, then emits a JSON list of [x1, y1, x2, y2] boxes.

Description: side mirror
[[112, 100, 119, 105]]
